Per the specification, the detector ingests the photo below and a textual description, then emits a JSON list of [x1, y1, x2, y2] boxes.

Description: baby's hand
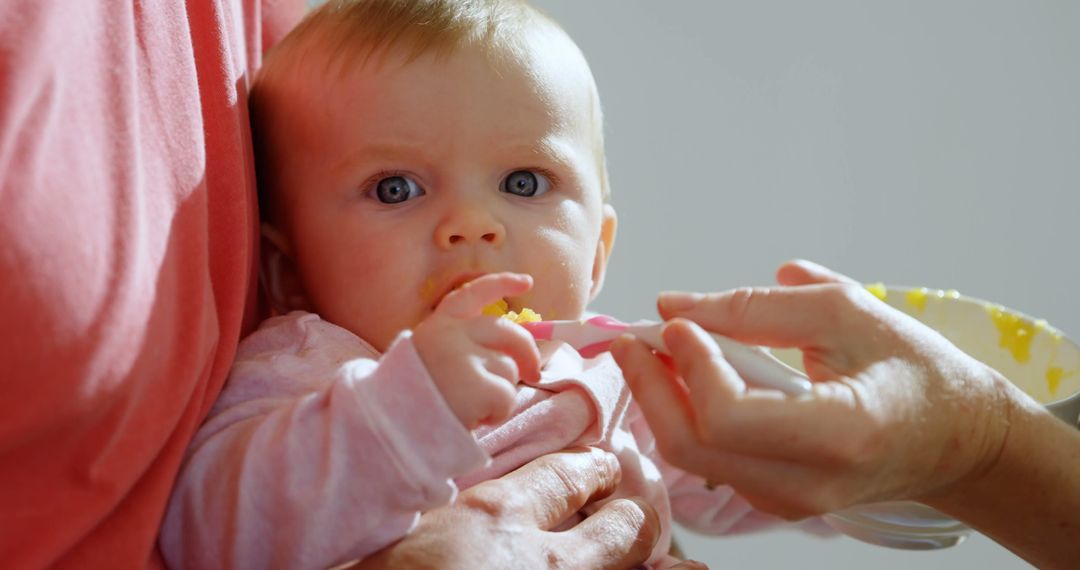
[[413, 272, 541, 430]]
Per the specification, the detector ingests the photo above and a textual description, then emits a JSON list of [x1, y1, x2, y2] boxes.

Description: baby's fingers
[[437, 272, 533, 318], [469, 364, 521, 427], [470, 317, 542, 382]]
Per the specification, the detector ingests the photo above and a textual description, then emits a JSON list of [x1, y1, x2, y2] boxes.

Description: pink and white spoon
[[521, 315, 812, 396]]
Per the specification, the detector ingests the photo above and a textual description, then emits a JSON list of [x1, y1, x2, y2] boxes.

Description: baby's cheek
[[533, 266, 594, 320], [320, 252, 419, 333], [529, 234, 596, 317]]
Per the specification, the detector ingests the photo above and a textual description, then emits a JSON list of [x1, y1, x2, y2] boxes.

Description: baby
[[160, 1, 816, 567]]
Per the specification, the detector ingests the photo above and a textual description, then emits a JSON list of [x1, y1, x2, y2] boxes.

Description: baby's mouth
[[483, 298, 543, 324], [482, 297, 512, 317]]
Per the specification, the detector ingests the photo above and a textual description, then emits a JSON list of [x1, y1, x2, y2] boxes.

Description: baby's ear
[[588, 204, 618, 301], [259, 223, 311, 315]]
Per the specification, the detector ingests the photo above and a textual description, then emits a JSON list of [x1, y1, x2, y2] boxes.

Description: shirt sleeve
[[0, 0, 304, 567], [159, 314, 488, 570]]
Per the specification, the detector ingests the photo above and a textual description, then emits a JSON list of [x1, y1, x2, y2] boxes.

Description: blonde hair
[[250, 0, 610, 222]]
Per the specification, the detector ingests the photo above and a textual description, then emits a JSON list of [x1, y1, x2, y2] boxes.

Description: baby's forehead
[[505, 23, 600, 118], [347, 18, 595, 104], [264, 1, 602, 122], [317, 24, 599, 137], [353, 49, 597, 153], [256, 4, 608, 200]]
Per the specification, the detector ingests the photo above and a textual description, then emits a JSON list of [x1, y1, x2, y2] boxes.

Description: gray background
[[530, 1, 1078, 568]]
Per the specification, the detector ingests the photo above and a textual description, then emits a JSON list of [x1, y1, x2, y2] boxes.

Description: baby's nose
[[434, 207, 506, 249]]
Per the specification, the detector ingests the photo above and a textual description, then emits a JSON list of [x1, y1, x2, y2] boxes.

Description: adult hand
[[610, 259, 1013, 520], [352, 448, 660, 569]]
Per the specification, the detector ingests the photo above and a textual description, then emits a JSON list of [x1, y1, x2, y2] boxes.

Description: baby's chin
[[337, 314, 421, 354]]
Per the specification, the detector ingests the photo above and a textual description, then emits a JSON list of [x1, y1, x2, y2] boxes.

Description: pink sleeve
[[160, 315, 487, 569]]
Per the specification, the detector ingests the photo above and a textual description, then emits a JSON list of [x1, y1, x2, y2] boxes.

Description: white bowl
[[773, 285, 1080, 549], [865, 285, 1080, 424]]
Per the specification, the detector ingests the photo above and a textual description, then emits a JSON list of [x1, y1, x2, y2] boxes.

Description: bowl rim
[[880, 285, 1080, 426]]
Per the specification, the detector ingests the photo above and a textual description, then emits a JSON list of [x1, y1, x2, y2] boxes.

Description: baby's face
[[273, 29, 613, 351]]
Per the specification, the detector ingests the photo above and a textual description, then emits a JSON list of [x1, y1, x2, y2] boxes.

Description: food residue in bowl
[[1047, 366, 1065, 396], [865, 282, 888, 301], [905, 288, 929, 312], [985, 304, 1045, 364], [867, 282, 1078, 398], [866, 283, 960, 313]]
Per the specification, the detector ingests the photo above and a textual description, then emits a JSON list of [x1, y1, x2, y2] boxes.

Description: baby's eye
[[373, 175, 425, 204], [501, 170, 550, 198]]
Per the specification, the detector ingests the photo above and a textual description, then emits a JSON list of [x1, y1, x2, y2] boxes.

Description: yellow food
[[482, 298, 510, 317], [904, 288, 929, 312], [506, 307, 542, 323], [865, 282, 887, 301], [986, 305, 1045, 364], [1046, 366, 1064, 396], [482, 299, 542, 324]]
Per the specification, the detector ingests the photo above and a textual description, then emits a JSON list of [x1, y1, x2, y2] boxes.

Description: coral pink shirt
[[0, 1, 303, 567]]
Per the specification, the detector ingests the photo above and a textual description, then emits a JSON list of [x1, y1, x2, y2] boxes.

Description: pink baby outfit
[[163, 311, 800, 568]]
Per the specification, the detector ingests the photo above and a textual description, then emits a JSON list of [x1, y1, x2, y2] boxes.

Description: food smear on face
[[985, 304, 1045, 364], [419, 278, 438, 305], [483, 299, 542, 324]]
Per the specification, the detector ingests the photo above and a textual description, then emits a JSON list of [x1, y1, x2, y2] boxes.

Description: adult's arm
[[611, 259, 1080, 569], [921, 389, 1080, 570], [354, 448, 662, 569]]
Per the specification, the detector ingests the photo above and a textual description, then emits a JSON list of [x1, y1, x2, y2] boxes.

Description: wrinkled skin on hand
[[611, 259, 1011, 519], [352, 448, 662, 569]]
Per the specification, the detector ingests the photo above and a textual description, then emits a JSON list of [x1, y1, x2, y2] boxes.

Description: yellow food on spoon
[[483, 299, 542, 324]]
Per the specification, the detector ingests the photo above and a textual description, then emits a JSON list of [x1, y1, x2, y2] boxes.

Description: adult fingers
[[775, 259, 859, 286], [476, 448, 623, 530], [437, 272, 533, 318], [613, 327, 867, 510], [557, 497, 659, 569], [610, 335, 719, 473], [667, 561, 709, 570], [616, 318, 828, 448], [656, 282, 872, 350], [658, 318, 874, 464], [660, 319, 744, 430]]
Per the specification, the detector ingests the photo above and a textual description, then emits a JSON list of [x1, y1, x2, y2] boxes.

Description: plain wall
[[531, 1, 1078, 568]]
